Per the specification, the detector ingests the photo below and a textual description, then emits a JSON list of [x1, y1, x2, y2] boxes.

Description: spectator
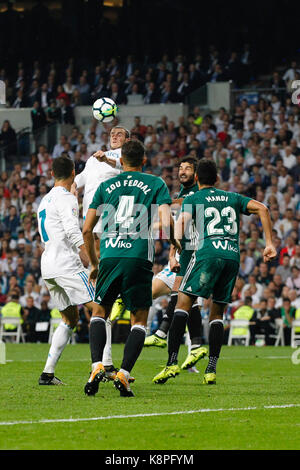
[[31, 100, 46, 138], [0, 120, 17, 158], [57, 98, 75, 125], [286, 266, 300, 295], [1, 290, 24, 332], [74, 152, 86, 174], [3, 205, 20, 238], [279, 236, 297, 264], [278, 297, 296, 345], [35, 298, 52, 343], [46, 100, 61, 124], [232, 296, 256, 345], [52, 135, 67, 159], [87, 132, 99, 156], [22, 295, 40, 342], [239, 248, 255, 279], [108, 83, 127, 105], [275, 254, 292, 283], [20, 277, 40, 308], [143, 81, 160, 104], [250, 298, 280, 345]]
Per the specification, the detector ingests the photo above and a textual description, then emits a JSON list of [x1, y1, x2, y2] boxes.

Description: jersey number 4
[[39, 209, 49, 242], [114, 195, 135, 229]]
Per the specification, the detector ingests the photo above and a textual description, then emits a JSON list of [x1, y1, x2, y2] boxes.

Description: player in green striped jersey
[[145, 157, 208, 378], [82, 140, 180, 397], [154, 159, 277, 385]]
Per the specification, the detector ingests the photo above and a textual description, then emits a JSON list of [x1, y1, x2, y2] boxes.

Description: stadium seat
[[270, 318, 285, 347], [127, 95, 144, 105], [227, 319, 250, 346], [0, 316, 26, 343], [48, 318, 76, 344], [291, 320, 300, 348]]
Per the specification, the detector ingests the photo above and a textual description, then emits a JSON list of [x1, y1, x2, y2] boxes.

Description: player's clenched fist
[[263, 244, 277, 263], [88, 265, 99, 286], [93, 150, 108, 162]]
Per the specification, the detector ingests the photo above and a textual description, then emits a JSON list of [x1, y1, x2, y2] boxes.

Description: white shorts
[[44, 270, 95, 311], [154, 266, 176, 291], [154, 265, 203, 306]]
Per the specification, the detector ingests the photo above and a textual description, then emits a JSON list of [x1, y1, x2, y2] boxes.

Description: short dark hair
[[180, 156, 198, 172], [52, 155, 74, 180], [111, 126, 131, 139], [121, 140, 145, 167], [196, 159, 218, 185]]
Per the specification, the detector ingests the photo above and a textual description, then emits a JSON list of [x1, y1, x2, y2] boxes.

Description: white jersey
[[74, 149, 122, 218], [37, 186, 84, 279]]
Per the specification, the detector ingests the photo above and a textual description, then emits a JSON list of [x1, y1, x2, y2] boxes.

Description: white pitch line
[[0, 404, 299, 427]]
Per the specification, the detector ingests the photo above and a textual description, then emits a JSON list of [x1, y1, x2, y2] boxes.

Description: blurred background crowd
[[0, 0, 299, 345]]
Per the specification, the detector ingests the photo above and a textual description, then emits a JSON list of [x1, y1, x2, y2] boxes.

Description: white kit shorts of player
[[44, 269, 95, 311], [154, 264, 203, 307], [155, 265, 176, 290]]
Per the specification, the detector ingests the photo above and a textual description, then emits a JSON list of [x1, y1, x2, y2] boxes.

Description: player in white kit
[[37, 155, 103, 385], [72, 126, 130, 381]]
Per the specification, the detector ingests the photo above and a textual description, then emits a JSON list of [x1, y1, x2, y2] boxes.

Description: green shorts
[[94, 257, 153, 312], [177, 249, 194, 278], [179, 255, 239, 304]]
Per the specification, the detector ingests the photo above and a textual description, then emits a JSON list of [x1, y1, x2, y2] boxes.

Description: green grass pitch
[[0, 343, 299, 450]]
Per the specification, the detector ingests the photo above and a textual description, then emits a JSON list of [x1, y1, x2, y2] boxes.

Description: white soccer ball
[[92, 97, 118, 122]]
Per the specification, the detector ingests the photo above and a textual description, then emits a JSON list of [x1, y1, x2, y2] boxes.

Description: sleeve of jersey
[[74, 157, 92, 188], [89, 184, 103, 210], [59, 195, 84, 249], [114, 158, 122, 170], [74, 169, 86, 188], [238, 194, 252, 215], [156, 180, 172, 205]]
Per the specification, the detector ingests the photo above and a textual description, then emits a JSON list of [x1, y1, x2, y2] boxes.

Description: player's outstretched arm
[[246, 199, 277, 262]]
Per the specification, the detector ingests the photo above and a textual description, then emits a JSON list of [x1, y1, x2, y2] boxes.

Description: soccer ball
[[92, 97, 118, 122]]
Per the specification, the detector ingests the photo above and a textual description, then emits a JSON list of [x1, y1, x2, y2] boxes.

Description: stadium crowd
[[0, 45, 254, 116], [0, 57, 300, 345]]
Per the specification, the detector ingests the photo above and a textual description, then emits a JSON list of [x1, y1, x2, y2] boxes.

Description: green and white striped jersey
[[89, 171, 172, 263]]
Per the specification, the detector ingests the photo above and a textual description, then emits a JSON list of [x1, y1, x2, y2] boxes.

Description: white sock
[[155, 329, 167, 339], [43, 322, 72, 374], [119, 368, 130, 380], [92, 361, 102, 371], [102, 318, 113, 367]]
